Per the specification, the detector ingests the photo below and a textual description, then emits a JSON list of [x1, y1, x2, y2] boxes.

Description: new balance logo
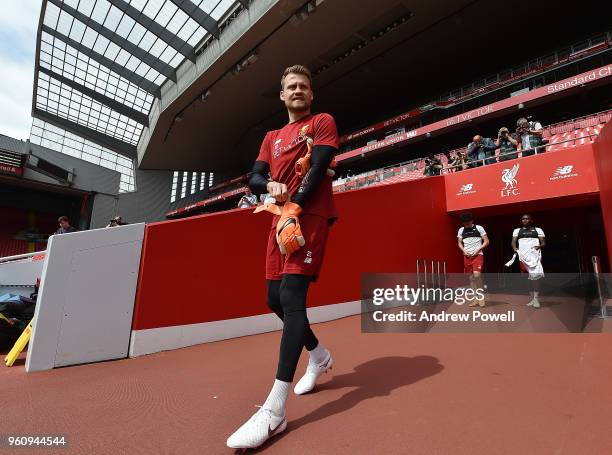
[[457, 183, 476, 196], [554, 165, 573, 176], [550, 164, 578, 180]]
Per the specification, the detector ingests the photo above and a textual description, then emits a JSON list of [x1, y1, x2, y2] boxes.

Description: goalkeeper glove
[[275, 202, 305, 255]]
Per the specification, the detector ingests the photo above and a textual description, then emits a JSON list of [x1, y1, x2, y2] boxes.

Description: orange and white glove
[[275, 202, 305, 255], [253, 201, 305, 255], [295, 138, 337, 177]]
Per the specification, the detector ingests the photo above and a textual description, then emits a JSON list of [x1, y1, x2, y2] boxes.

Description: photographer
[[467, 135, 497, 167], [448, 151, 466, 172], [237, 188, 258, 208], [496, 127, 519, 162], [516, 117, 546, 157], [106, 216, 127, 228], [423, 155, 443, 176]]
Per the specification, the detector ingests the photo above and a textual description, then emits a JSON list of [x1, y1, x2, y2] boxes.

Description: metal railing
[[341, 33, 611, 146], [441, 133, 599, 173], [545, 109, 612, 134], [592, 256, 610, 319], [433, 32, 611, 106], [334, 134, 599, 191], [416, 259, 447, 304], [333, 108, 608, 192]]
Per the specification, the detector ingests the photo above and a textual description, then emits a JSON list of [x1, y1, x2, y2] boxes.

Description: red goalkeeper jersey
[[256, 113, 339, 221]]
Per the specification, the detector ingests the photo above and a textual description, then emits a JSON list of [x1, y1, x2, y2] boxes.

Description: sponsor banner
[[166, 186, 247, 217], [337, 64, 612, 162], [340, 108, 421, 143], [445, 146, 599, 211], [208, 174, 248, 192], [0, 163, 23, 176], [350, 129, 419, 156]]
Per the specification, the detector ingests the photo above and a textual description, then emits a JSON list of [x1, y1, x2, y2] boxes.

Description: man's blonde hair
[[280, 65, 312, 89]]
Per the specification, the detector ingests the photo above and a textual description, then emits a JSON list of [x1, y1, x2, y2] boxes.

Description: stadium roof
[[32, 0, 243, 159], [32, 0, 610, 176]]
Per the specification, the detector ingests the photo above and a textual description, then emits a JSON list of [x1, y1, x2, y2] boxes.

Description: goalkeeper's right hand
[[275, 202, 305, 255]]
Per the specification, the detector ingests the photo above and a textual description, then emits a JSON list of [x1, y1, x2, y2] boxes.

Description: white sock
[[309, 343, 328, 364], [533, 291, 539, 298], [262, 379, 290, 416]]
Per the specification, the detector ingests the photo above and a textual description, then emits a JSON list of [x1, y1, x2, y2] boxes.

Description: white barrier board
[[26, 224, 145, 372]]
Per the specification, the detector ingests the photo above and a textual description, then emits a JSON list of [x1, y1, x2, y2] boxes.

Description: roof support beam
[[42, 25, 161, 97], [32, 108, 138, 158], [108, 0, 196, 62], [169, 0, 219, 38], [38, 66, 150, 126], [48, 0, 177, 82]]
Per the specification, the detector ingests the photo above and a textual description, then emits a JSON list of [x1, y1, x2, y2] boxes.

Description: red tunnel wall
[[134, 136, 610, 331], [132, 176, 460, 330], [593, 122, 612, 268]]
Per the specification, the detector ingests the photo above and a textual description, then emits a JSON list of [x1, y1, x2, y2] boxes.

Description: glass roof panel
[[210, 0, 236, 20], [39, 31, 155, 114], [33, 0, 242, 165], [30, 118, 136, 192]]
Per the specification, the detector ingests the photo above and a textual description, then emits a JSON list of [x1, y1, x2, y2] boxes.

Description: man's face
[[521, 215, 532, 227], [473, 135, 482, 144], [462, 220, 474, 228], [280, 73, 313, 112], [59, 220, 69, 229]]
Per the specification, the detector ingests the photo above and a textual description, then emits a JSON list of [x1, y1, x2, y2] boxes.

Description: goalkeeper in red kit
[[227, 65, 338, 449]]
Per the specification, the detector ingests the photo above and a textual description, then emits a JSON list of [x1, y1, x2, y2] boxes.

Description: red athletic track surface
[[3, 315, 612, 455]]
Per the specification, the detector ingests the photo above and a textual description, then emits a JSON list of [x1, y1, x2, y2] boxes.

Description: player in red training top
[[227, 65, 338, 449]]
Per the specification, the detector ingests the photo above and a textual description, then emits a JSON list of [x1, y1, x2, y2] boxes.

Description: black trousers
[[267, 275, 319, 382]]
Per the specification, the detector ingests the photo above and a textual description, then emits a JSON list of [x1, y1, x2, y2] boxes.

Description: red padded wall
[[593, 122, 612, 269], [133, 176, 460, 330]]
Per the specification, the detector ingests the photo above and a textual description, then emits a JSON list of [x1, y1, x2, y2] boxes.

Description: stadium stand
[[340, 32, 611, 147], [163, 30, 611, 219], [167, 109, 610, 218], [0, 207, 51, 257], [332, 110, 610, 192]]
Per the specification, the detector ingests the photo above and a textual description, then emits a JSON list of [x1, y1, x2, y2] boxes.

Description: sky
[[0, 0, 42, 140]]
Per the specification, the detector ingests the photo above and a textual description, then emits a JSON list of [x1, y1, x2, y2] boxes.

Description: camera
[[516, 124, 528, 134]]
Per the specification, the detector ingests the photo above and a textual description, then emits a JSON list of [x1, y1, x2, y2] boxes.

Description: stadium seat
[[332, 114, 607, 194]]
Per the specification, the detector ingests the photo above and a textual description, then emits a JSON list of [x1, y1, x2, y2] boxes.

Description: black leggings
[[267, 275, 319, 382]]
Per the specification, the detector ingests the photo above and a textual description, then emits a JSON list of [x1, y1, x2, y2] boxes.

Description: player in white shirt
[[511, 214, 546, 308], [457, 213, 489, 307]]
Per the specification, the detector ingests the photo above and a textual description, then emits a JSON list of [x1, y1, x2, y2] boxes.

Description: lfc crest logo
[[299, 124, 310, 137], [500, 164, 520, 197]]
